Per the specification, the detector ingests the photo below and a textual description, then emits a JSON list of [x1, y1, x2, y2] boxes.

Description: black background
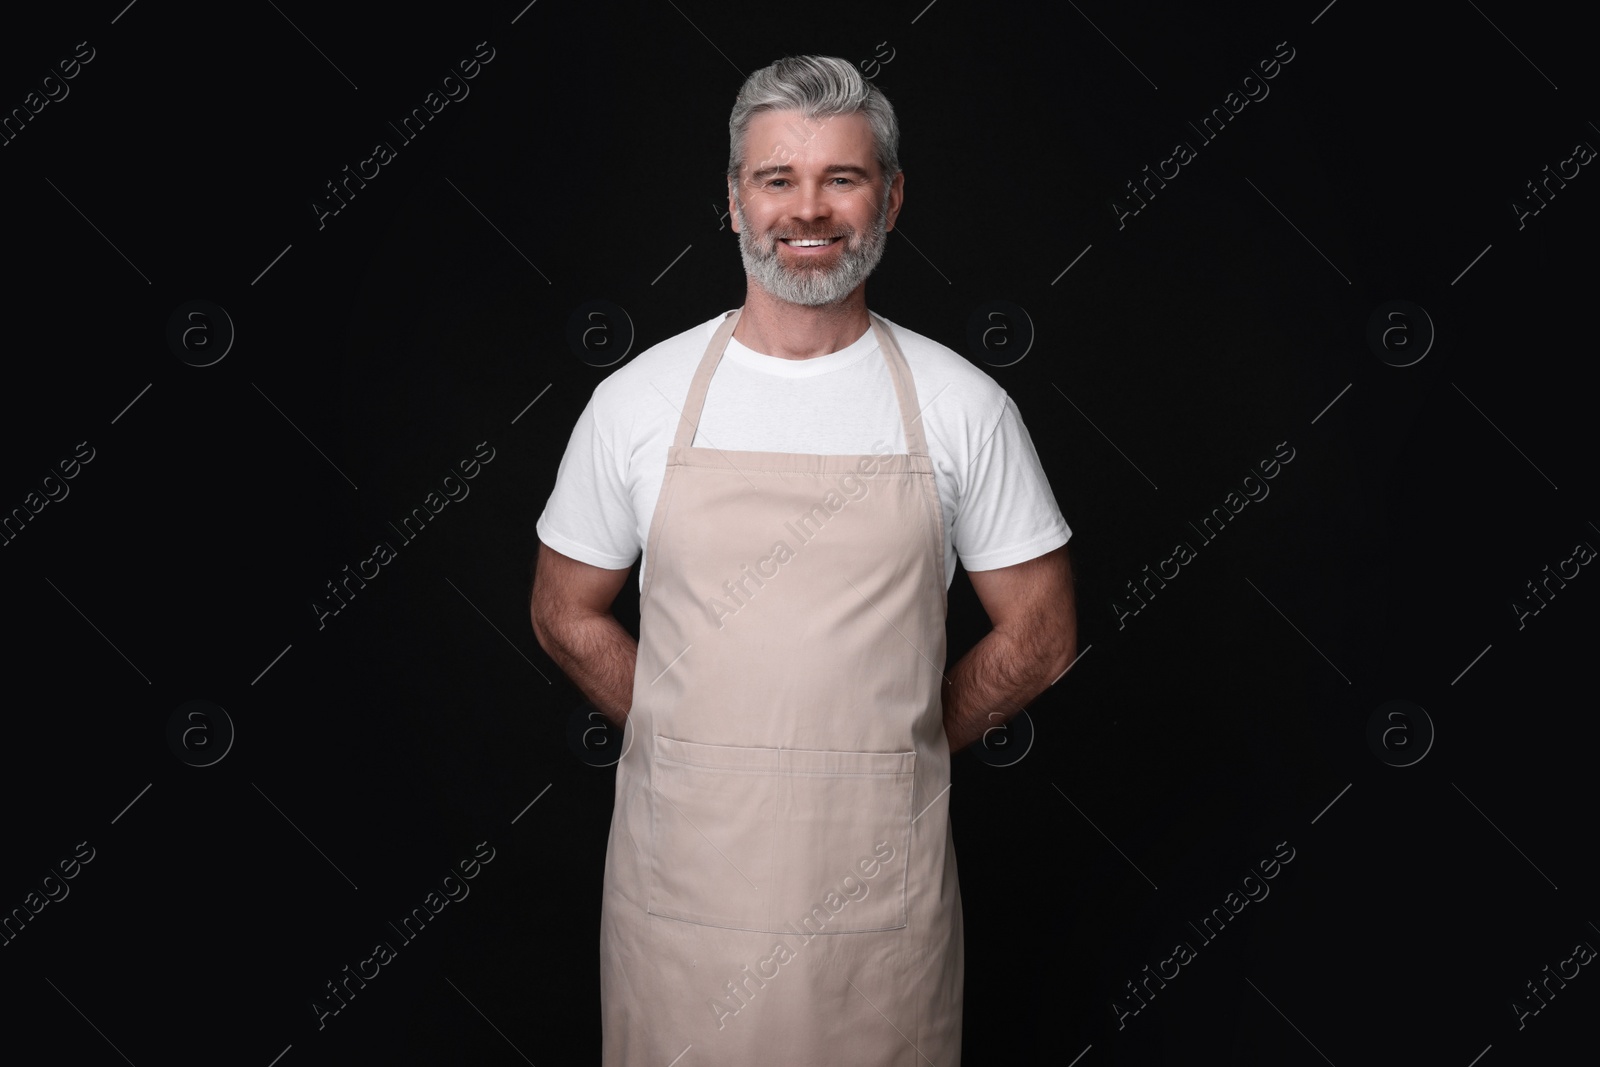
[[2, 1, 1595, 1064]]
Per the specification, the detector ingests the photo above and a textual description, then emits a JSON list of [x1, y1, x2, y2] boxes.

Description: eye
[[763, 177, 858, 188]]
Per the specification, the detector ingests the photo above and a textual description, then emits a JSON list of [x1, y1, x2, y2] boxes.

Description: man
[[530, 55, 1075, 1066]]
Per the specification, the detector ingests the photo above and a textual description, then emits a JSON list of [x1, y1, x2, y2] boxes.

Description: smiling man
[[530, 55, 1076, 1065]]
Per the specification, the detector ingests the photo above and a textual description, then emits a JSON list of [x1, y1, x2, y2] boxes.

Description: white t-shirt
[[536, 309, 1071, 590]]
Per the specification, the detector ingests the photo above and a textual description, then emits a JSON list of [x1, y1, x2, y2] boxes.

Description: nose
[[791, 182, 831, 225]]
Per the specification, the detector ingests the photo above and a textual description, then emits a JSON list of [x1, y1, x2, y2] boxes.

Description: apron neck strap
[[671, 306, 930, 457], [869, 312, 930, 458]]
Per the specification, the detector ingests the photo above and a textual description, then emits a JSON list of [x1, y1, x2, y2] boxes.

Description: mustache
[[773, 229, 851, 241]]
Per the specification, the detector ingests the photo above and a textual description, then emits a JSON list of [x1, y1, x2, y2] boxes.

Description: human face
[[728, 109, 904, 308]]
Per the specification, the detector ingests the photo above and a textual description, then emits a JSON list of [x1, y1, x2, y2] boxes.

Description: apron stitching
[[654, 381, 763, 495]]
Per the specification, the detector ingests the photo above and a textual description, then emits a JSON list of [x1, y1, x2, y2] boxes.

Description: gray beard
[[733, 189, 891, 307]]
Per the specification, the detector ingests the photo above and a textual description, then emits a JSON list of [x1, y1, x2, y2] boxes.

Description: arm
[[529, 540, 637, 729], [942, 543, 1077, 753]]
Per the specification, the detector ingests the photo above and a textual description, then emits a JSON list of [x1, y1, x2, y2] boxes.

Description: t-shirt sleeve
[[534, 391, 641, 570], [953, 395, 1072, 572]]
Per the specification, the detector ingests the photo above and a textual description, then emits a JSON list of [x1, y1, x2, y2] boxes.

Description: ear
[[883, 170, 905, 232], [726, 176, 740, 233]]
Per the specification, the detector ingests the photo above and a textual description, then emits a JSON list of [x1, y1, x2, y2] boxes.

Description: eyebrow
[[748, 163, 874, 182]]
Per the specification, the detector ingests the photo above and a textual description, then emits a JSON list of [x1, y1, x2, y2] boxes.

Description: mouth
[[778, 236, 843, 256]]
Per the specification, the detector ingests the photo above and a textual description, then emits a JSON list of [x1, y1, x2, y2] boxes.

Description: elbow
[[530, 597, 585, 660], [1049, 642, 1077, 684], [528, 595, 554, 654], [1047, 624, 1079, 684]]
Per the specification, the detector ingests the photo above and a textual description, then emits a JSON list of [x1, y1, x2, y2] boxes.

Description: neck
[[733, 281, 871, 360]]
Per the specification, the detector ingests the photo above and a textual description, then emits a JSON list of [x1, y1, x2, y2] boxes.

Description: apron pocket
[[648, 735, 915, 934]]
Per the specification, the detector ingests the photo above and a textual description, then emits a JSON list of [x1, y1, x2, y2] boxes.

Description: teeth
[[786, 238, 836, 247]]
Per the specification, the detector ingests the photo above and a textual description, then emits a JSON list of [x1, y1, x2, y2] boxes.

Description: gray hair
[[726, 56, 900, 185]]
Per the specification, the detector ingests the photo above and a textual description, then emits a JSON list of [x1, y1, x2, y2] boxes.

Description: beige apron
[[599, 307, 963, 1065]]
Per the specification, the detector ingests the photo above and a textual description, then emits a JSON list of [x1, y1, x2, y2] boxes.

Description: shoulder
[[586, 309, 733, 414], [872, 312, 1010, 425]]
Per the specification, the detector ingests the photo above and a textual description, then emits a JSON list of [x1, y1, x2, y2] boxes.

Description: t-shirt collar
[[721, 320, 878, 378]]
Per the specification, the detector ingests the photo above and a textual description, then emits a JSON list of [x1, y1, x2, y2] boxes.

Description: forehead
[[741, 108, 878, 175]]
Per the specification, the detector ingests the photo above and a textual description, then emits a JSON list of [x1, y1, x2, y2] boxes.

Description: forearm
[[534, 611, 638, 730], [942, 625, 1073, 753]]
